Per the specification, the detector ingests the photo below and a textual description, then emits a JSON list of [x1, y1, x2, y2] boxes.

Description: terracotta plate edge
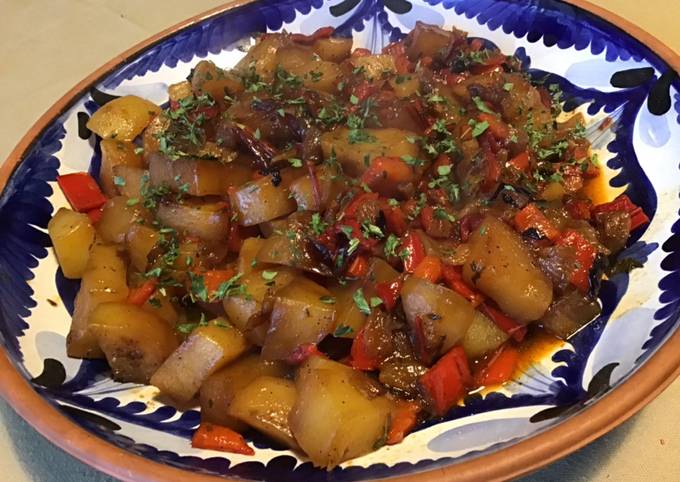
[[0, 1, 679, 481]]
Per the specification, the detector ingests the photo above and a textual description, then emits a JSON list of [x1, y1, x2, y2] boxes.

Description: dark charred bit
[[522, 227, 545, 241], [270, 169, 282, 187], [588, 253, 610, 299]]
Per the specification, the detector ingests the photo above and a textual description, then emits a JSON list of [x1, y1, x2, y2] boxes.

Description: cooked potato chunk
[[148, 153, 246, 196], [352, 54, 396, 78], [312, 37, 352, 63], [320, 128, 419, 176], [156, 199, 230, 242], [234, 34, 289, 80], [125, 224, 159, 272], [290, 357, 392, 468], [462, 311, 509, 359], [401, 276, 477, 356], [67, 245, 129, 358], [99, 140, 144, 196], [90, 302, 178, 383], [228, 376, 298, 448], [200, 354, 287, 430], [261, 277, 336, 360], [150, 322, 248, 403], [229, 173, 297, 226], [98, 196, 149, 244], [110, 165, 147, 198], [236, 237, 267, 275], [463, 217, 553, 322], [222, 268, 297, 336], [86, 95, 161, 141], [48, 208, 95, 279]]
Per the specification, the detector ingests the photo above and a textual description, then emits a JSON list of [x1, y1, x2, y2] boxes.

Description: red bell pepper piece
[[344, 191, 380, 218], [290, 26, 335, 44], [361, 156, 414, 185], [387, 401, 421, 445], [478, 112, 510, 140], [592, 194, 649, 231], [352, 48, 372, 57], [481, 149, 501, 192], [192, 423, 255, 455], [401, 230, 426, 273], [565, 198, 592, 220], [57, 173, 107, 212], [200, 269, 237, 300], [350, 327, 380, 371], [441, 265, 485, 307], [514, 203, 561, 242], [346, 255, 369, 278], [507, 151, 530, 172], [86, 207, 104, 224], [419, 346, 472, 416], [375, 277, 403, 311], [479, 303, 527, 342], [382, 205, 408, 236], [127, 279, 158, 306], [413, 256, 443, 283], [473, 344, 520, 387], [286, 343, 323, 365], [555, 230, 598, 294]]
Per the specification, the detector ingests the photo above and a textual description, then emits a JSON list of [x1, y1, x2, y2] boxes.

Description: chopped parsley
[[353, 288, 371, 315], [333, 324, 354, 337], [384, 234, 401, 257]]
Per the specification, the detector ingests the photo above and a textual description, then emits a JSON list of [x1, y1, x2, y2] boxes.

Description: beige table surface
[[1, 1, 679, 481]]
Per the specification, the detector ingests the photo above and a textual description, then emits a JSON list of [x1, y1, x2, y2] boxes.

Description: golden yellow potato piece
[[48, 208, 95, 279], [86, 95, 160, 141], [150, 322, 248, 403]]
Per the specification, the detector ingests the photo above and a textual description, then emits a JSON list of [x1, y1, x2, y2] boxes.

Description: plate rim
[[0, 1, 679, 481]]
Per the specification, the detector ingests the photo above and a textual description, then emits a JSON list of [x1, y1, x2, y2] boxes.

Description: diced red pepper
[[375, 277, 403, 311], [57, 173, 107, 212], [507, 151, 530, 172], [592, 194, 649, 231], [401, 230, 426, 273], [419, 346, 472, 416], [413, 256, 443, 283], [352, 81, 380, 102], [382, 205, 408, 236], [514, 203, 561, 242], [286, 343, 323, 365], [555, 230, 598, 294], [479, 303, 527, 342], [361, 156, 414, 193], [201, 269, 237, 299], [478, 112, 510, 140], [350, 327, 380, 371], [192, 423, 255, 455], [344, 191, 380, 218], [441, 265, 484, 307], [458, 213, 484, 243], [347, 255, 369, 278], [470, 53, 506, 75], [290, 26, 335, 44], [352, 48, 372, 57], [481, 149, 501, 192], [127, 279, 158, 306], [469, 38, 484, 51], [86, 207, 104, 224], [566, 198, 592, 220], [387, 401, 421, 445], [473, 344, 520, 387]]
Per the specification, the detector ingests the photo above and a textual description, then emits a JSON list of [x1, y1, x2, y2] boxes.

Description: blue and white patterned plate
[[1, 1, 679, 480]]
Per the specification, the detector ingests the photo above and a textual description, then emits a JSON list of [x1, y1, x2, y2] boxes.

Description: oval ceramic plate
[[1, 1, 679, 481]]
